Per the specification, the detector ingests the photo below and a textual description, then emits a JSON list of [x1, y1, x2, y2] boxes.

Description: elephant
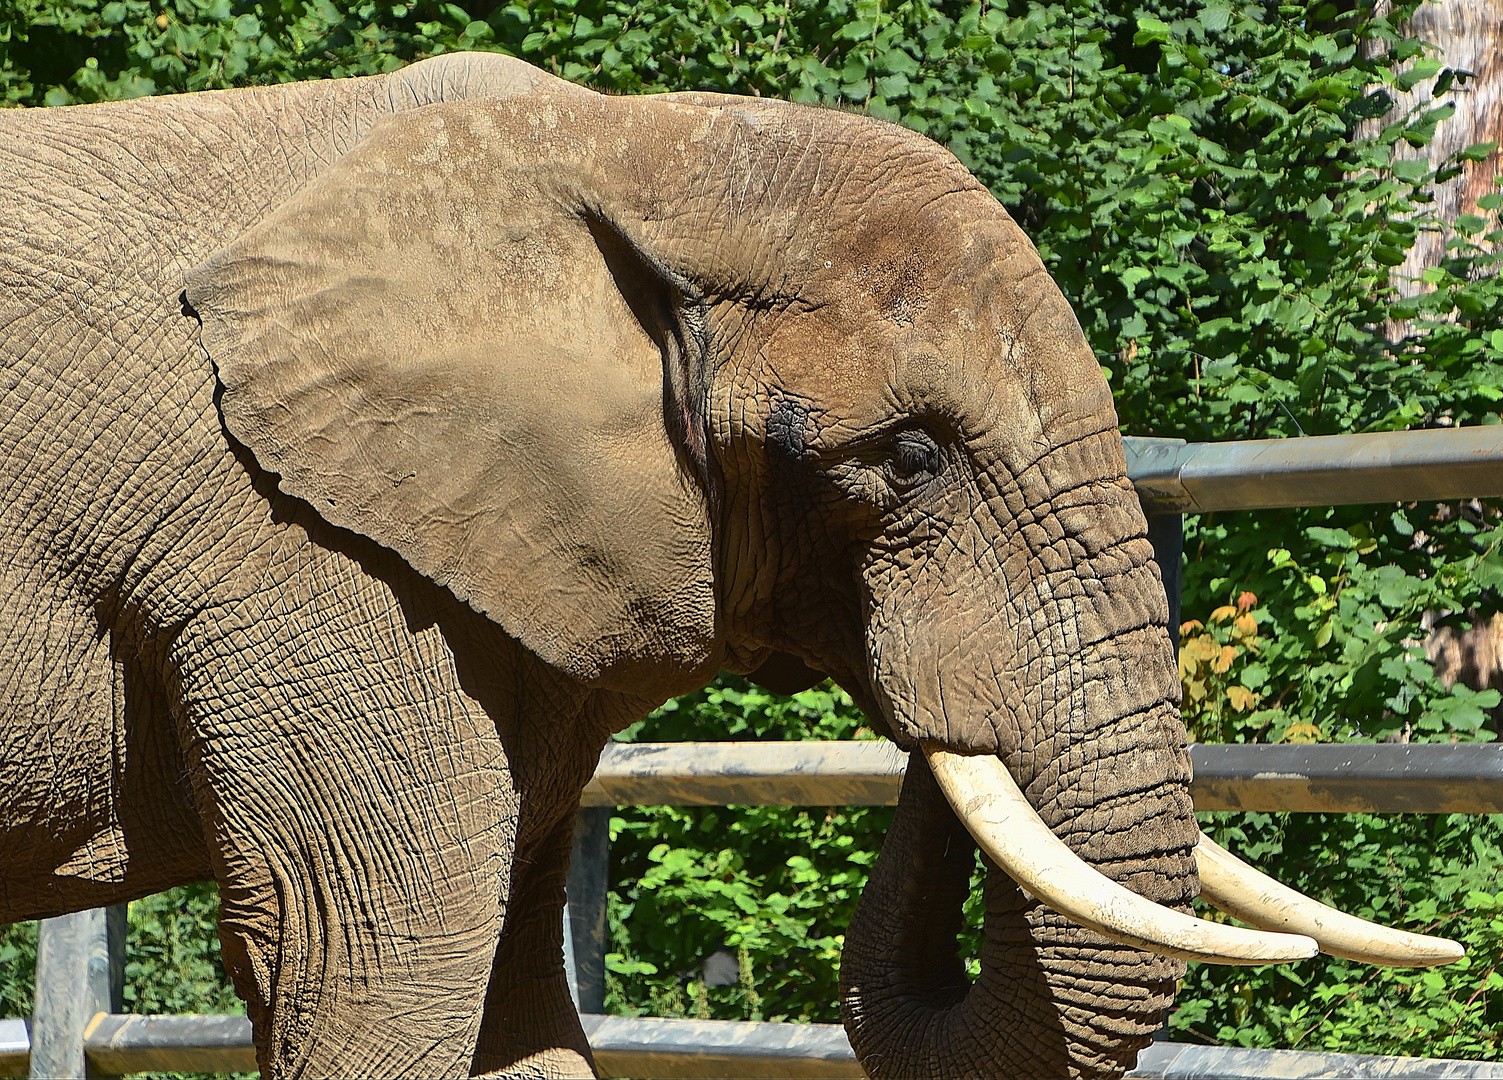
[[0, 51, 1461, 1079]]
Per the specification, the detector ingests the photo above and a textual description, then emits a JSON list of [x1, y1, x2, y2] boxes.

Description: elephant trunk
[[841, 512, 1461, 1078], [841, 746, 1193, 1079], [841, 726, 1201, 1078], [842, 536, 1202, 1078]]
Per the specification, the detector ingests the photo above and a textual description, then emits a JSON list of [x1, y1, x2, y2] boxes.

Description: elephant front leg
[[472, 811, 596, 1078], [171, 556, 520, 1079]]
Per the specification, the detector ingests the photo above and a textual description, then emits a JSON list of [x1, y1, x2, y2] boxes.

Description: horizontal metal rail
[[580, 740, 908, 807], [581, 741, 1503, 814], [584, 1015, 861, 1079], [4, 1014, 1500, 1080], [1123, 428, 1503, 512], [1130, 1041, 1503, 1079]]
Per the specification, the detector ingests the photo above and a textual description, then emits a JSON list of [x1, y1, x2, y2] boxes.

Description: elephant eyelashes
[[891, 429, 941, 482]]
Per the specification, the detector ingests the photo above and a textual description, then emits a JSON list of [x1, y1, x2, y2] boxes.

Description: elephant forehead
[[744, 220, 1116, 466]]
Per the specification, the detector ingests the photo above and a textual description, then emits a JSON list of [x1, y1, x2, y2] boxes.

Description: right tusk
[[1195, 833, 1464, 967], [923, 745, 1318, 966]]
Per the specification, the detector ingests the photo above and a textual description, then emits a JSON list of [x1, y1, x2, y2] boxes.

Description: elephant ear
[[184, 98, 721, 689]]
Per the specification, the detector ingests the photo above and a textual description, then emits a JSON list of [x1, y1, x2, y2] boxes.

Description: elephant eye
[[891, 429, 940, 482]]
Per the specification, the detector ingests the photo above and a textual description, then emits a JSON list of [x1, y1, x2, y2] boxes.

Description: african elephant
[[0, 52, 1458, 1079]]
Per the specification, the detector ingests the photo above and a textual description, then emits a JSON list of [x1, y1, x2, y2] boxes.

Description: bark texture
[[1372, 0, 1503, 719], [1376, 0, 1503, 293]]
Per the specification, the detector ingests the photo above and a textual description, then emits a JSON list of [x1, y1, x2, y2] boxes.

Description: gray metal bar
[[581, 741, 1503, 813], [1123, 428, 1503, 513], [1147, 512, 1184, 654], [580, 1015, 1503, 1080], [567, 806, 611, 1015], [1132, 1040, 1503, 1078], [8, 1012, 1502, 1080], [1191, 742, 1503, 814], [580, 1014, 863, 1079], [0, 1020, 29, 1080], [580, 740, 909, 808], [29, 907, 124, 1079], [83, 1014, 256, 1076]]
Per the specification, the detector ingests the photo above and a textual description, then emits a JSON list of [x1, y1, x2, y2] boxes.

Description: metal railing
[[6, 427, 1503, 1080], [580, 739, 1503, 813]]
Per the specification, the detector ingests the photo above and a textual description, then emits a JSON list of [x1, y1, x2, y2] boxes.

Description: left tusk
[[925, 745, 1318, 965], [1194, 833, 1464, 967]]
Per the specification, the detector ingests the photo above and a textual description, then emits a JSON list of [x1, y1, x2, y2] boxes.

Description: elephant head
[[184, 58, 1458, 1078]]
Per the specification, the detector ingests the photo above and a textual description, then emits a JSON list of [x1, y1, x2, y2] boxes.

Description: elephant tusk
[[922, 745, 1319, 966], [1194, 833, 1464, 967]]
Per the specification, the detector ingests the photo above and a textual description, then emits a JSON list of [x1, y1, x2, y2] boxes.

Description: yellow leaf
[[1226, 685, 1261, 712], [1210, 605, 1238, 624], [1187, 679, 1208, 702], [1180, 619, 1204, 635], [1233, 613, 1258, 638], [1283, 722, 1323, 744], [1212, 644, 1238, 674], [1188, 634, 1219, 662]]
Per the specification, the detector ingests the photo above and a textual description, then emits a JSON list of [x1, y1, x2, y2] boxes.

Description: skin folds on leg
[[471, 812, 596, 1079], [171, 534, 520, 1079]]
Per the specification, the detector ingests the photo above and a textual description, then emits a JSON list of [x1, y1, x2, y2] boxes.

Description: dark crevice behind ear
[[583, 212, 718, 510]]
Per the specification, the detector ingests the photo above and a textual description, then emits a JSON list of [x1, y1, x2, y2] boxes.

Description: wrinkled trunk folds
[[841, 751, 1189, 1079]]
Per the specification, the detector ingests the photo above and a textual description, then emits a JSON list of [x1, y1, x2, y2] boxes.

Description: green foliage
[[606, 679, 892, 1022], [1182, 510, 1503, 746], [2, 0, 1502, 1062], [1180, 811, 1503, 1059], [0, 920, 37, 1019], [123, 884, 244, 1017]]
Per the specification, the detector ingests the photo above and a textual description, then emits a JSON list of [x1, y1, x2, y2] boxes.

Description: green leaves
[[1133, 15, 1171, 46], [1394, 55, 1442, 93], [124, 884, 245, 1018], [0, 884, 246, 1027], [606, 678, 894, 1022], [1182, 812, 1503, 1058]]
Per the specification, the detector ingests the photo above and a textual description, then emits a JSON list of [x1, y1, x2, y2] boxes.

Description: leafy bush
[[1181, 810, 1503, 1058], [0, 887, 241, 1021], [122, 884, 244, 1017], [0, 920, 36, 1019], [605, 679, 892, 1022], [2, 0, 1501, 1061]]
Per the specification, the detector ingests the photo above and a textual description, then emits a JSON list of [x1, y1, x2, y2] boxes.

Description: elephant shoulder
[[384, 52, 593, 110]]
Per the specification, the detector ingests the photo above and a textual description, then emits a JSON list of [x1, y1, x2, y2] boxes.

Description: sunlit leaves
[[606, 678, 895, 1023]]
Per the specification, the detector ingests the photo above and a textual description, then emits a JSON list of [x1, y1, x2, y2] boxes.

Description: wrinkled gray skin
[[0, 54, 1194, 1079]]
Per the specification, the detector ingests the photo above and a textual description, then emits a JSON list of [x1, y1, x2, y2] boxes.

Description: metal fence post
[[566, 806, 611, 1016], [1147, 512, 1184, 656], [29, 905, 125, 1079]]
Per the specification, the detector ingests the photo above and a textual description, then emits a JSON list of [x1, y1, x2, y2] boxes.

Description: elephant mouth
[[923, 744, 1464, 968]]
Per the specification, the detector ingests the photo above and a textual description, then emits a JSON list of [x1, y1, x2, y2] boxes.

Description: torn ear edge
[[582, 210, 719, 513]]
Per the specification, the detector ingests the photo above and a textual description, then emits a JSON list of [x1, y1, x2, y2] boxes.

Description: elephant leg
[[472, 811, 595, 1079], [171, 541, 518, 1079], [0, 569, 209, 922]]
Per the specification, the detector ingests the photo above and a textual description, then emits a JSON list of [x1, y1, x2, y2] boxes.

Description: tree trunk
[[1378, 0, 1503, 297], [1368, 1, 1503, 733]]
